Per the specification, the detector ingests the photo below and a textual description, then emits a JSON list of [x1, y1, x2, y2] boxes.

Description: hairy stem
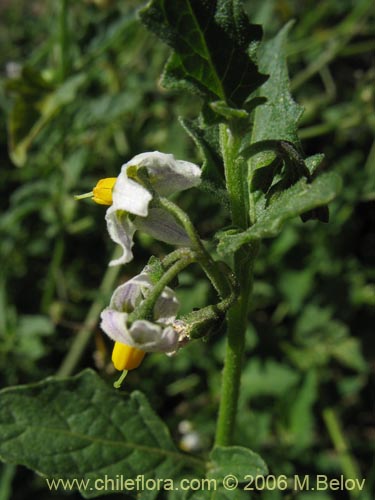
[[215, 243, 258, 445], [129, 255, 196, 322], [161, 248, 198, 268], [158, 197, 231, 298], [215, 123, 258, 446]]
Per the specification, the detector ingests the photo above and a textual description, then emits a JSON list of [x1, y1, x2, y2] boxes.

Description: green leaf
[[305, 154, 325, 175], [217, 172, 342, 254], [208, 446, 268, 481], [242, 359, 299, 398], [0, 370, 204, 498], [250, 21, 303, 145], [179, 117, 224, 184], [139, 0, 267, 107], [331, 338, 367, 372]]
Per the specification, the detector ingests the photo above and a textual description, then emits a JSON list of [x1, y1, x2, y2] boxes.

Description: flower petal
[[109, 279, 144, 313], [105, 207, 136, 266], [129, 321, 179, 352], [100, 309, 133, 344], [124, 151, 201, 196], [134, 208, 190, 246], [154, 286, 179, 324], [112, 173, 152, 217]]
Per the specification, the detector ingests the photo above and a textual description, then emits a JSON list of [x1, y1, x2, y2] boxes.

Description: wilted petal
[[135, 208, 190, 246], [154, 287, 180, 324], [124, 151, 201, 196], [129, 321, 179, 352], [112, 173, 152, 217], [105, 207, 136, 266], [100, 309, 133, 344]]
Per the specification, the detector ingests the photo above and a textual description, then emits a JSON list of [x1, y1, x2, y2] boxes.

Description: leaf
[[290, 306, 368, 373], [278, 269, 315, 314], [250, 21, 303, 145], [208, 446, 268, 481], [242, 359, 299, 398], [305, 154, 325, 175], [217, 172, 342, 254], [139, 0, 267, 107], [16, 314, 54, 361], [331, 338, 367, 372], [179, 117, 224, 184], [241, 24, 333, 224], [0, 370, 204, 498]]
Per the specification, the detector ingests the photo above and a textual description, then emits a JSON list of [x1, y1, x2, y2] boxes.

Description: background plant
[[0, 0, 373, 499]]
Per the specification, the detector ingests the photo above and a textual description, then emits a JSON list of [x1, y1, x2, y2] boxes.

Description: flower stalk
[[157, 196, 231, 299], [128, 254, 196, 323]]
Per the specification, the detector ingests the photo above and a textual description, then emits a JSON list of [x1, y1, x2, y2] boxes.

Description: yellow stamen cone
[[92, 177, 117, 205], [112, 341, 146, 371]]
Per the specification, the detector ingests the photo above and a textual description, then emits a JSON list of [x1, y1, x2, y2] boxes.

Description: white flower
[[100, 271, 180, 353], [106, 151, 201, 266]]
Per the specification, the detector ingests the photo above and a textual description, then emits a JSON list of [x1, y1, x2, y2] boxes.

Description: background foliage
[[0, 0, 373, 499]]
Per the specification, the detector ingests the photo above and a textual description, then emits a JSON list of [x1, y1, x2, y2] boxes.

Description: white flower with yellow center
[[81, 152, 201, 266], [100, 271, 180, 371]]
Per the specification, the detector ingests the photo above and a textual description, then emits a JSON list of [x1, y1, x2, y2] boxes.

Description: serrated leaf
[[251, 21, 303, 145], [208, 446, 268, 481], [217, 172, 342, 254], [139, 0, 267, 107], [0, 370, 204, 498]]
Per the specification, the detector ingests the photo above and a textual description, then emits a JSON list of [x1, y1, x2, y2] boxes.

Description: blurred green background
[[0, 0, 374, 499]]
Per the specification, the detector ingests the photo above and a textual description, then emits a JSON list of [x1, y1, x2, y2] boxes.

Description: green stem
[[219, 123, 248, 228], [158, 197, 231, 298], [56, 247, 122, 377], [215, 123, 258, 446], [323, 408, 362, 499], [161, 248, 198, 268], [129, 255, 196, 322], [181, 277, 237, 340], [135, 168, 230, 298], [215, 242, 258, 446]]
